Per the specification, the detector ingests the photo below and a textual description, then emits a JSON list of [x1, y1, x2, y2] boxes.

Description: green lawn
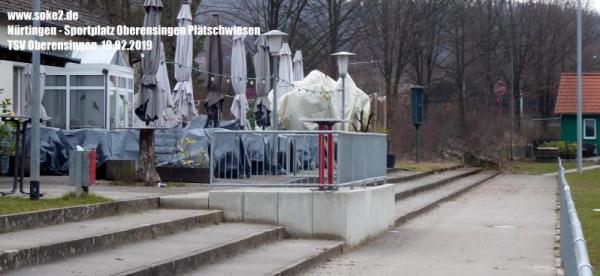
[[510, 161, 582, 175], [567, 169, 600, 269], [0, 192, 112, 216]]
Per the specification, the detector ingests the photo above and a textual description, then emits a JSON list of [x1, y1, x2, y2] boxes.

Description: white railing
[[208, 130, 387, 187], [558, 158, 593, 276]]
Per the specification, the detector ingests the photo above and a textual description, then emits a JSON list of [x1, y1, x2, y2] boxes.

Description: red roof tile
[[555, 73, 600, 114]]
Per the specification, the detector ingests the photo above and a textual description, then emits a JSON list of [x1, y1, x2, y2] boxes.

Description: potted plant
[[156, 138, 210, 183]]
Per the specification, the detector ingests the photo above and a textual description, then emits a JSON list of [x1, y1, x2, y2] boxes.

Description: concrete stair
[[394, 167, 482, 200], [394, 171, 498, 225], [2, 206, 341, 276]]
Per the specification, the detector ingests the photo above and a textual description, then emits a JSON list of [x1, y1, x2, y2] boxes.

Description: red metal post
[[318, 125, 325, 188], [327, 131, 333, 186]]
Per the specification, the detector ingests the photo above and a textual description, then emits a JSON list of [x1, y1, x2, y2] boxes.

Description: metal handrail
[[558, 157, 593, 276]]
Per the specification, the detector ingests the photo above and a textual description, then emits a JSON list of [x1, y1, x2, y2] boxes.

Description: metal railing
[[558, 158, 593, 276], [208, 130, 387, 187]]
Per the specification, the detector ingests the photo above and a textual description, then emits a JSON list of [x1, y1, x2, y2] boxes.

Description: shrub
[[541, 140, 577, 156]]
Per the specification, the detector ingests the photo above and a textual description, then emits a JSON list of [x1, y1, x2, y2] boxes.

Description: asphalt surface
[[304, 174, 557, 276]]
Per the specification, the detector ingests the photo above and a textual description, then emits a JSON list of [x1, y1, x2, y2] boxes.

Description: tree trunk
[[136, 129, 160, 185]]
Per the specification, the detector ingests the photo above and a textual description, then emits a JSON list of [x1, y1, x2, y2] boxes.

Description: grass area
[[394, 161, 460, 172], [510, 160, 587, 175], [0, 192, 112, 216], [567, 169, 600, 269]]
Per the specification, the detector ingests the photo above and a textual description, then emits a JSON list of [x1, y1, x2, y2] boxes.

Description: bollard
[[69, 149, 94, 197]]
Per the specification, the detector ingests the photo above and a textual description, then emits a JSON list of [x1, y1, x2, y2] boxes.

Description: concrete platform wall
[[208, 185, 395, 246]]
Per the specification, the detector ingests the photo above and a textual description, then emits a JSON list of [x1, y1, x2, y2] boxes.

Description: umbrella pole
[[271, 56, 279, 174]]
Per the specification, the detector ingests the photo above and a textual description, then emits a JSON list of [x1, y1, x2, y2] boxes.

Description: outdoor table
[[0, 115, 33, 196], [301, 119, 346, 191]]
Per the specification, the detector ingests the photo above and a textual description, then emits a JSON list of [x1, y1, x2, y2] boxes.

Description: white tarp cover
[[273, 70, 370, 131]]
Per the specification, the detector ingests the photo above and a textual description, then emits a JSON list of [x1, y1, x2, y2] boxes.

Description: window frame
[[584, 118, 597, 140]]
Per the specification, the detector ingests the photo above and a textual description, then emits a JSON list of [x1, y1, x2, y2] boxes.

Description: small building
[[0, 0, 135, 130], [555, 73, 600, 154]]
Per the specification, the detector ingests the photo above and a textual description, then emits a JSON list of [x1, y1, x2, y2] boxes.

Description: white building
[[0, 0, 135, 130]]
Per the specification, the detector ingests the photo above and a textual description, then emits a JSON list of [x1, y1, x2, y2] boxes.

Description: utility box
[[69, 149, 96, 196], [411, 86, 424, 126]]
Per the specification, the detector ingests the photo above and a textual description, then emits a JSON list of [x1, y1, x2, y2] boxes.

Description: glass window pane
[[127, 93, 134, 127], [585, 119, 596, 138], [109, 90, 116, 128], [12, 67, 20, 113], [127, 79, 133, 89], [118, 77, 127, 88], [70, 89, 104, 128], [45, 75, 66, 86], [109, 76, 117, 88], [70, 75, 104, 86], [43, 89, 67, 128]]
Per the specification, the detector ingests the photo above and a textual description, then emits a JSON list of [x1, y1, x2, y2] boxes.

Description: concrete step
[[386, 164, 464, 183], [6, 223, 284, 276], [185, 239, 344, 276], [0, 209, 223, 272], [395, 171, 499, 225], [394, 167, 482, 201]]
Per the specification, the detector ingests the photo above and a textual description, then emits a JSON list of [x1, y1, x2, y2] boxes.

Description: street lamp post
[[262, 30, 287, 174], [262, 30, 287, 131], [30, 0, 41, 200], [332, 51, 355, 131], [576, 0, 583, 173]]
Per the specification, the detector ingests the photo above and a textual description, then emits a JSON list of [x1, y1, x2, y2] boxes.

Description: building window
[[42, 89, 67, 128], [12, 67, 23, 114], [584, 119, 596, 140], [70, 89, 104, 128], [70, 75, 104, 87]]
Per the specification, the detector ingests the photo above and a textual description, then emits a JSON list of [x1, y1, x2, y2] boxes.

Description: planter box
[[156, 166, 210, 183], [535, 147, 559, 160]]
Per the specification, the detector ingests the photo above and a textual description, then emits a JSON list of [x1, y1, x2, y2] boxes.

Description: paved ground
[[304, 174, 557, 276], [0, 176, 211, 200]]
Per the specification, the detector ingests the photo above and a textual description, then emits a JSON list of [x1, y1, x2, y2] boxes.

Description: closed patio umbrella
[[276, 43, 294, 97], [156, 42, 178, 128], [23, 65, 47, 121], [293, 50, 304, 81], [253, 36, 271, 128], [135, 0, 163, 125], [173, 0, 197, 126], [230, 33, 248, 129], [203, 14, 224, 128]]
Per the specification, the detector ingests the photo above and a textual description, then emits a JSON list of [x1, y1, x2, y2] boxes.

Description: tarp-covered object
[[275, 70, 370, 131], [331, 74, 372, 131]]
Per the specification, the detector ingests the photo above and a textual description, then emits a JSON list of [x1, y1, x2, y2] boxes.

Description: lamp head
[[262, 30, 288, 55], [331, 51, 356, 76]]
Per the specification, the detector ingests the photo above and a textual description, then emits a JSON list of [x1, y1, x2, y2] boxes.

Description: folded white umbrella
[[293, 50, 304, 81], [173, 0, 197, 126], [276, 43, 294, 99], [230, 33, 249, 129]]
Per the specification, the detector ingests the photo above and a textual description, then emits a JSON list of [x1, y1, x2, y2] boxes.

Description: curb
[[0, 210, 224, 273], [395, 172, 500, 226]]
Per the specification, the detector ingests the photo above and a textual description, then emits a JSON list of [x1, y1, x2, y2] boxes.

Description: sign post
[[411, 86, 424, 162]]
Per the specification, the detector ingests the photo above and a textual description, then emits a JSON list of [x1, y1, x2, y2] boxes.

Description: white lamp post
[[262, 30, 287, 130], [332, 51, 355, 130]]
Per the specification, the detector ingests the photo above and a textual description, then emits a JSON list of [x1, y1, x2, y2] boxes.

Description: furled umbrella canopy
[[230, 33, 249, 129], [173, 0, 197, 126], [293, 50, 304, 81], [276, 43, 294, 97], [203, 14, 224, 128], [23, 65, 48, 121], [135, 0, 164, 125], [155, 42, 178, 128], [253, 35, 271, 128]]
